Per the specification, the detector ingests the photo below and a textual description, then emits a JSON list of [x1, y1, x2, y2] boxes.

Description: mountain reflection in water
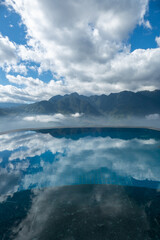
[[0, 127, 160, 239]]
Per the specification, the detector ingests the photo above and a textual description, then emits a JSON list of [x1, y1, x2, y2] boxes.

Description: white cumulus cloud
[[0, 34, 17, 67], [155, 36, 160, 47], [0, 0, 159, 102]]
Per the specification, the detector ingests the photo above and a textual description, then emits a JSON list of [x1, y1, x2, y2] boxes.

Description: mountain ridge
[[0, 90, 160, 117]]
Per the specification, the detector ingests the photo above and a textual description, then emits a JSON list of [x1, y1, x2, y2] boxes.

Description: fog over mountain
[[0, 111, 160, 134], [0, 89, 159, 133]]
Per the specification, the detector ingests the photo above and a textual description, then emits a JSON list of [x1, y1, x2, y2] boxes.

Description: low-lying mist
[[0, 113, 160, 133]]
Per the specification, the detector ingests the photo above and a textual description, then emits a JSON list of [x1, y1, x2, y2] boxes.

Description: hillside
[[0, 90, 160, 117]]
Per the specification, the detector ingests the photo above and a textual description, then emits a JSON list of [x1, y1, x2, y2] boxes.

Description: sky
[[0, 0, 160, 103]]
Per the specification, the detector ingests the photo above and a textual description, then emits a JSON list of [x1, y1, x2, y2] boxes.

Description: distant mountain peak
[[0, 89, 160, 117], [70, 92, 79, 96]]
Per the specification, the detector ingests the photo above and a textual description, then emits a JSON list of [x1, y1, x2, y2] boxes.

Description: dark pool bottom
[[1, 184, 160, 240]]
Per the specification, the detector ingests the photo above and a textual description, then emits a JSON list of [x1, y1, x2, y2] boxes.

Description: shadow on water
[[0, 184, 160, 240], [38, 127, 160, 140]]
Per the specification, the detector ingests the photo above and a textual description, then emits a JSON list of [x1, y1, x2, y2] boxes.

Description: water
[[0, 127, 160, 239], [0, 127, 160, 195]]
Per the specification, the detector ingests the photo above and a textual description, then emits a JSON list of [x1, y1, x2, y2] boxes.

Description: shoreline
[[0, 125, 160, 135]]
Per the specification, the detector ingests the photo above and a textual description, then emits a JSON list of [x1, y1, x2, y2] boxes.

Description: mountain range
[[0, 90, 160, 117]]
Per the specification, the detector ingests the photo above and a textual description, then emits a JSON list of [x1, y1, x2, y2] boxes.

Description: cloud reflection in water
[[0, 128, 160, 201]]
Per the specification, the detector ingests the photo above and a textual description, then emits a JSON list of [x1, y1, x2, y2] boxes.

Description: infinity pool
[[0, 127, 160, 239]]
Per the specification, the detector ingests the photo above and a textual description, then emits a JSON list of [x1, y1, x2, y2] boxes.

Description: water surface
[[0, 127, 160, 239], [0, 127, 160, 197]]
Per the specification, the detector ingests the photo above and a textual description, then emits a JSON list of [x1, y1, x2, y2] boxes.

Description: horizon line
[[0, 125, 160, 136]]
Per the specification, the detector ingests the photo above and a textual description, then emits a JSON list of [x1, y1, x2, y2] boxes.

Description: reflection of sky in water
[[1, 128, 160, 240], [2, 185, 160, 240], [0, 128, 160, 199]]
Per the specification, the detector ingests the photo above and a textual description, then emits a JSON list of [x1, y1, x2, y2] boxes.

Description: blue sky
[[0, 3, 54, 85], [0, 0, 160, 103], [130, 0, 160, 50]]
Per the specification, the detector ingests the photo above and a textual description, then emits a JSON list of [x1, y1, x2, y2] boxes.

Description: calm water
[[0, 127, 160, 239]]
